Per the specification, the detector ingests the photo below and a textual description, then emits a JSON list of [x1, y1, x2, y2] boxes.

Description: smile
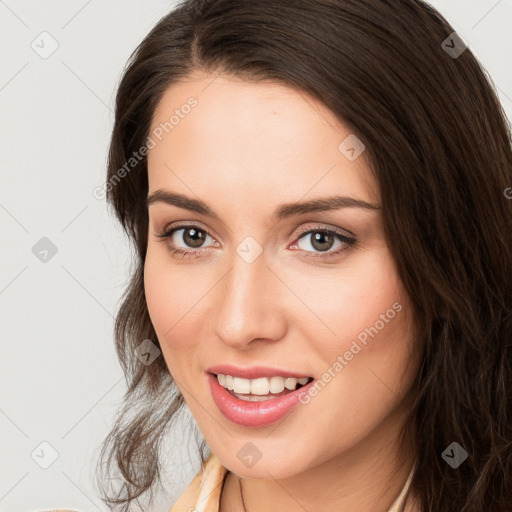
[[207, 372, 316, 427]]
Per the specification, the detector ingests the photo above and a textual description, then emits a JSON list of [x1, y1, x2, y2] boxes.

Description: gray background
[[1, 1, 511, 511]]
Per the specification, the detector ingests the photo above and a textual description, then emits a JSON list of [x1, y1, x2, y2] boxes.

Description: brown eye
[[294, 228, 356, 258], [180, 227, 207, 248], [156, 224, 217, 258], [308, 232, 335, 252]]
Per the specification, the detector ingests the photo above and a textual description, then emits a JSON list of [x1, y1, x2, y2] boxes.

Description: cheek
[[144, 246, 198, 331], [289, 248, 407, 349], [304, 270, 416, 430], [143, 247, 215, 372], [291, 249, 417, 408], [143, 249, 193, 367], [144, 250, 172, 334]]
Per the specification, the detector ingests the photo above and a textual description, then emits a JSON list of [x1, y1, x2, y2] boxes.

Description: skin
[[144, 70, 422, 512]]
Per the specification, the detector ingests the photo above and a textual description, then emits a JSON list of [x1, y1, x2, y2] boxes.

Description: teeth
[[216, 374, 311, 395], [269, 376, 285, 393], [233, 377, 251, 394], [252, 377, 272, 395]]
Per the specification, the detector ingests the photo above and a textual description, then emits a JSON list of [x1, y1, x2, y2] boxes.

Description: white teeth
[[284, 377, 298, 390], [233, 377, 251, 394], [251, 377, 270, 395], [225, 374, 234, 390], [216, 374, 311, 395], [269, 376, 285, 393]]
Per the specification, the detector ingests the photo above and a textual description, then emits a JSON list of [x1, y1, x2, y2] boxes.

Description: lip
[[206, 364, 313, 380], [207, 372, 315, 427]]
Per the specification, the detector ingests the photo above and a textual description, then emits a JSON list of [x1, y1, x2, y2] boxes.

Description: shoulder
[[170, 452, 228, 512]]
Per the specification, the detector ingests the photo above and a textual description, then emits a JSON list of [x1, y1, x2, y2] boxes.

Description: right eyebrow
[[147, 190, 221, 219]]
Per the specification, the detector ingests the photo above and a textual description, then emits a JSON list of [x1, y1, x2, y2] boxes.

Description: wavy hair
[[95, 1, 512, 510]]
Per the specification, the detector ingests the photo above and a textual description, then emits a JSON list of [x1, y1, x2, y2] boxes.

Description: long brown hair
[[95, 1, 512, 510]]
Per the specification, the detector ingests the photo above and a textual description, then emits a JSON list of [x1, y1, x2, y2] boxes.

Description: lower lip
[[207, 373, 315, 427]]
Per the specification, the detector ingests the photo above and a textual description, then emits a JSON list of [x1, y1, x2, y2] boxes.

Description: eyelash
[[155, 223, 357, 260]]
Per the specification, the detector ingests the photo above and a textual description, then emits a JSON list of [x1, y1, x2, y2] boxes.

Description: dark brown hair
[[95, 1, 512, 510]]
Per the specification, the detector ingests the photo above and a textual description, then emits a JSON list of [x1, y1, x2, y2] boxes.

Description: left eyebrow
[[271, 195, 381, 221], [146, 189, 381, 222]]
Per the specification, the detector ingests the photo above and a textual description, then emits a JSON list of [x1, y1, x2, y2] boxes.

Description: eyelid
[[160, 219, 213, 235], [293, 223, 355, 239]]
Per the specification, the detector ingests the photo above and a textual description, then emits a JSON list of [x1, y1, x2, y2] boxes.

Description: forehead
[[147, 71, 378, 207]]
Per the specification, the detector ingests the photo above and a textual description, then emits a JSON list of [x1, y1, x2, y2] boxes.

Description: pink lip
[[207, 372, 315, 427], [206, 364, 312, 380]]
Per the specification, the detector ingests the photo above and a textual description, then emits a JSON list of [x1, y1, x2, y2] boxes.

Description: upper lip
[[206, 364, 313, 380]]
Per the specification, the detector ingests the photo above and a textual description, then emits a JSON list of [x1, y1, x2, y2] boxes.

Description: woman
[[95, 0, 512, 511]]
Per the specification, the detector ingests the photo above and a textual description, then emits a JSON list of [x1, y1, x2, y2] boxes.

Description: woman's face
[[145, 70, 420, 478]]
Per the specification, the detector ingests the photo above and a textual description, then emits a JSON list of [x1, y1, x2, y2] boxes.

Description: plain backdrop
[[1, 1, 511, 511]]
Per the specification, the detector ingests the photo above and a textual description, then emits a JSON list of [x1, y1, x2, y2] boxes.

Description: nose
[[213, 251, 287, 349]]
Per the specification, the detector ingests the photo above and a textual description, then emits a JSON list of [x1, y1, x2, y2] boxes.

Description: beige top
[[170, 452, 416, 512]]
